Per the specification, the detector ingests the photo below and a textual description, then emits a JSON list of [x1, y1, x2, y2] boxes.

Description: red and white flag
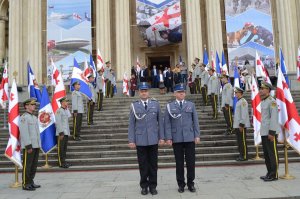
[[251, 75, 262, 145], [123, 73, 129, 96], [276, 67, 300, 153], [51, 59, 66, 114], [83, 59, 92, 80], [136, 56, 141, 73], [4, 79, 22, 168], [297, 47, 300, 81], [97, 49, 104, 71], [256, 51, 271, 83], [0, 62, 8, 108], [210, 51, 215, 72]]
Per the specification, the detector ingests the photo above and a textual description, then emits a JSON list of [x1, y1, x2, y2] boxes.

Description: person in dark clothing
[[166, 68, 173, 93]]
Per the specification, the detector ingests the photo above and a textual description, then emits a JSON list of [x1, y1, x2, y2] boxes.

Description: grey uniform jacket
[[89, 83, 97, 102], [103, 67, 110, 80], [207, 75, 219, 95], [221, 82, 233, 107], [260, 96, 280, 136], [128, 99, 164, 146], [233, 98, 250, 128], [164, 100, 200, 143], [19, 112, 41, 149], [72, 90, 84, 113], [55, 107, 70, 136], [192, 65, 201, 82], [96, 75, 104, 91], [200, 70, 209, 87]]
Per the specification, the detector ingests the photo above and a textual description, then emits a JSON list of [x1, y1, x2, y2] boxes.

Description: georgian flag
[[97, 48, 104, 71], [136, 56, 141, 73], [256, 51, 274, 96], [51, 59, 66, 114], [39, 86, 57, 153], [0, 62, 8, 108], [276, 67, 300, 153], [5, 79, 22, 168], [27, 63, 42, 102], [123, 73, 129, 96], [251, 75, 261, 145]]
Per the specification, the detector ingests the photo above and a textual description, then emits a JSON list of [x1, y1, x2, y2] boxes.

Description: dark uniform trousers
[[194, 78, 201, 94], [262, 135, 279, 178], [222, 106, 233, 132], [105, 80, 111, 98], [136, 145, 158, 189], [201, 85, 208, 105], [97, 90, 103, 111], [57, 135, 68, 166], [87, 101, 95, 124], [22, 148, 39, 187], [235, 128, 248, 159], [189, 83, 195, 94], [172, 142, 195, 188], [210, 94, 218, 119], [73, 113, 82, 139], [110, 85, 114, 98]]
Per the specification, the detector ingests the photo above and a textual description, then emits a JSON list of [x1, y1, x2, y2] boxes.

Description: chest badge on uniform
[[38, 111, 52, 127]]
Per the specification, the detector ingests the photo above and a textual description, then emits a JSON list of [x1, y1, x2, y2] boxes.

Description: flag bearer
[[20, 98, 41, 191], [164, 83, 200, 193], [192, 58, 201, 94], [96, 69, 104, 111], [87, 74, 96, 125], [233, 87, 250, 161], [55, 97, 71, 168], [104, 61, 111, 98], [128, 82, 164, 196], [207, 67, 219, 119], [220, 74, 233, 135], [72, 81, 84, 141], [200, 64, 209, 106], [259, 81, 279, 181]]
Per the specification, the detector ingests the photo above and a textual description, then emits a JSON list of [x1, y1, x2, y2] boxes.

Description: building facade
[[0, 0, 299, 85]]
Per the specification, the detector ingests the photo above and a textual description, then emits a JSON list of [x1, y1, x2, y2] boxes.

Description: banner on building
[[225, 0, 275, 76], [136, 0, 182, 47], [47, 0, 92, 82]]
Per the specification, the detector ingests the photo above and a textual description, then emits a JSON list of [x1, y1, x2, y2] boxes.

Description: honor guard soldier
[[259, 81, 279, 182], [128, 82, 164, 196], [207, 67, 219, 119], [72, 81, 84, 141], [200, 64, 209, 106], [87, 74, 96, 125], [103, 61, 111, 98], [96, 69, 104, 111], [55, 97, 71, 168], [233, 87, 250, 161], [164, 83, 200, 193], [220, 74, 233, 134], [192, 58, 201, 94], [20, 98, 41, 191]]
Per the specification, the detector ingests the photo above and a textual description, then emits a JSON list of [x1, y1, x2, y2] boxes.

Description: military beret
[[219, 74, 229, 79], [234, 87, 244, 93], [105, 61, 111, 64], [260, 81, 274, 90], [138, 82, 150, 90], [72, 81, 80, 86], [23, 97, 39, 106], [174, 83, 186, 92], [59, 97, 69, 103], [87, 73, 94, 78], [207, 66, 215, 71]]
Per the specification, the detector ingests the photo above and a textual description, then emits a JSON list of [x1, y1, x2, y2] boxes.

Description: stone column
[[115, 0, 132, 80], [96, 0, 111, 62], [206, 0, 223, 55], [0, 19, 5, 64], [185, 0, 203, 67], [276, 0, 298, 72]]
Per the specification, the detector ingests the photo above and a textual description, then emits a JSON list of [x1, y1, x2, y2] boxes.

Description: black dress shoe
[[188, 185, 196, 192], [74, 137, 81, 141], [264, 176, 278, 182], [236, 157, 248, 161], [22, 185, 35, 191], [31, 183, 41, 188], [178, 186, 184, 193], [149, 188, 158, 195], [260, 175, 267, 180], [141, 187, 148, 195]]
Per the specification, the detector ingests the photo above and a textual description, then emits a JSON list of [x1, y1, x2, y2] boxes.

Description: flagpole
[[3, 103, 7, 129], [9, 165, 21, 188], [279, 129, 295, 180], [252, 145, 262, 160], [41, 154, 52, 169]]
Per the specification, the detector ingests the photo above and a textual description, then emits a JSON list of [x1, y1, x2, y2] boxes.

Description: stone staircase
[[0, 90, 300, 172]]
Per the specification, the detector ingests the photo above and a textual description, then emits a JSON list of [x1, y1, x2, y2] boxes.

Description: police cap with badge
[[23, 97, 39, 107], [174, 83, 186, 92], [138, 82, 150, 90]]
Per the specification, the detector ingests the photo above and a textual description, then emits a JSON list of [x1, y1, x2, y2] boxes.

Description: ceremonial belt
[[167, 103, 182, 119], [131, 103, 147, 120]]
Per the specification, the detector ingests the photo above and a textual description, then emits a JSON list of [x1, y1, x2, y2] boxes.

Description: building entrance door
[[148, 56, 170, 72]]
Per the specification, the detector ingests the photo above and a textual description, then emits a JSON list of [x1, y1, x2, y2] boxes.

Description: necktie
[[144, 102, 147, 110], [180, 101, 183, 109]]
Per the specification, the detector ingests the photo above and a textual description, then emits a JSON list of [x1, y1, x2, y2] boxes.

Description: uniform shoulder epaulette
[[150, 97, 157, 101], [132, 100, 139, 104], [268, 96, 274, 100], [211, 76, 216, 80], [20, 114, 27, 123]]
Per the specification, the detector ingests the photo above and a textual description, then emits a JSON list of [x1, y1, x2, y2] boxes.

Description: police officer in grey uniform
[[20, 98, 41, 191], [200, 64, 209, 106], [220, 74, 233, 134], [72, 81, 84, 141], [96, 69, 104, 111], [128, 82, 164, 196], [192, 58, 201, 94], [87, 74, 96, 125], [164, 83, 200, 193], [259, 81, 279, 181], [207, 67, 219, 119], [233, 87, 250, 161], [55, 97, 71, 168]]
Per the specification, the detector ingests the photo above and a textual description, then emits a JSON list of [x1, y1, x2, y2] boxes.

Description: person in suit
[[164, 83, 200, 193], [20, 98, 41, 191], [166, 67, 173, 93], [151, 65, 159, 88], [140, 66, 148, 82], [128, 82, 164, 195], [71, 81, 84, 141]]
